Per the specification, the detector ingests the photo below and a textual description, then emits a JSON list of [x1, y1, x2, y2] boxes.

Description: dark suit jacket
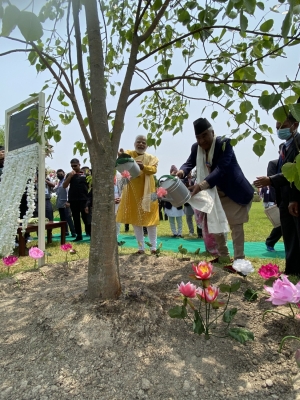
[[270, 134, 300, 207], [180, 137, 253, 206], [267, 159, 278, 202]]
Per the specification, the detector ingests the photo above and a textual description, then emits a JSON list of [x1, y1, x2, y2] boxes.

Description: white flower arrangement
[[232, 259, 254, 276], [0, 143, 39, 256]]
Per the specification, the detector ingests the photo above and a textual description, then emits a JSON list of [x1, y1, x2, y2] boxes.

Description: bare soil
[[0, 255, 299, 400]]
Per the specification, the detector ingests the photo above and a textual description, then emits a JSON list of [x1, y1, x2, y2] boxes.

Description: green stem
[[262, 309, 295, 321], [289, 303, 296, 318], [209, 292, 231, 326], [279, 336, 300, 352]]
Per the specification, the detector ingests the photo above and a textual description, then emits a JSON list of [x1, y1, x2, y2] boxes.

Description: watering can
[[158, 175, 191, 208], [115, 154, 141, 179]]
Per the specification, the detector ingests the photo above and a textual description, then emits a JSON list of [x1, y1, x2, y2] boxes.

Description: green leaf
[[178, 9, 190, 24], [260, 19, 274, 32], [240, 100, 253, 113], [257, 2, 264, 10], [230, 281, 241, 292], [223, 308, 237, 323], [263, 277, 277, 287], [281, 11, 292, 38], [235, 113, 247, 125], [211, 111, 218, 120], [289, 104, 300, 122], [1, 4, 20, 36], [193, 310, 205, 335], [244, 0, 256, 15], [219, 283, 231, 293], [227, 327, 254, 344], [240, 12, 248, 32], [258, 93, 281, 111], [282, 162, 298, 183], [284, 95, 299, 105], [168, 305, 187, 319], [152, 0, 162, 11], [17, 11, 43, 41], [273, 105, 289, 123], [244, 288, 258, 301], [253, 139, 266, 157]]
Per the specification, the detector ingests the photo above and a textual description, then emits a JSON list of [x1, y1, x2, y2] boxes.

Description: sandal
[[151, 250, 157, 254], [133, 250, 145, 255]]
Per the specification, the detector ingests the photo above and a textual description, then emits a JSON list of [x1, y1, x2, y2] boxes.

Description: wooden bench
[[17, 221, 67, 256]]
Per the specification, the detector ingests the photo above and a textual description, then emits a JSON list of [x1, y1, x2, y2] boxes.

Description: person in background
[[264, 144, 284, 252], [114, 172, 122, 244], [164, 165, 185, 238], [254, 113, 300, 276], [116, 135, 159, 254], [260, 186, 275, 209], [54, 169, 76, 237], [34, 171, 54, 221], [63, 158, 89, 242], [0, 145, 4, 181]]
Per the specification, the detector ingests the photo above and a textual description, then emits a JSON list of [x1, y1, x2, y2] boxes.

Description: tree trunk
[[87, 146, 121, 299]]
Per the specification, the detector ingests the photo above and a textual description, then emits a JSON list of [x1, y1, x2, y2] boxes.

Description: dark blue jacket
[[180, 137, 254, 206]]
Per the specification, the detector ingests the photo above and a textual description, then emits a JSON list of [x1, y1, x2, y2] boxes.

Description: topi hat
[[193, 118, 212, 136]]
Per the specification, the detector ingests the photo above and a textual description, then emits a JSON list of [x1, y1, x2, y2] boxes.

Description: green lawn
[[120, 201, 276, 243], [1, 201, 285, 279]]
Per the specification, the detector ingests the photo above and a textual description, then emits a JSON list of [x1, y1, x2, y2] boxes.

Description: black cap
[[193, 118, 212, 136]]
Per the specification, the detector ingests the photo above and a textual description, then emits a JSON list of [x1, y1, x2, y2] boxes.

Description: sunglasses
[[71, 165, 78, 168]]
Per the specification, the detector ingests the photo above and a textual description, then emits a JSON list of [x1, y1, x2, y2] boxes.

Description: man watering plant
[[177, 118, 253, 267]]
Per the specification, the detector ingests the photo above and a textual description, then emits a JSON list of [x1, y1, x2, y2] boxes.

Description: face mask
[[57, 175, 64, 180], [277, 128, 293, 140]]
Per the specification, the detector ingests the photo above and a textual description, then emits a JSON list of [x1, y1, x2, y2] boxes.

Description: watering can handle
[[158, 174, 177, 186]]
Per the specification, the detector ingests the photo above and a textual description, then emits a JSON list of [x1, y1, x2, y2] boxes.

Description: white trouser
[[116, 222, 121, 239], [169, 216, 183, 235], [133, 225, 157, 251]]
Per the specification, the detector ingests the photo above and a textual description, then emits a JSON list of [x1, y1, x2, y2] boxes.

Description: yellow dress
[[116, 150, 159, 226]]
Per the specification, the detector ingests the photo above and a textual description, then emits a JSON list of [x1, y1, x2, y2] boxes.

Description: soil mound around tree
[[0, 255, 299, 400]]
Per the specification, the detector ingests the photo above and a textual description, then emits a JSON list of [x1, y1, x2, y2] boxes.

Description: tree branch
[[66, 0, 75, 92], [139, 0, 172, 43], [137, 25, 300, 64], [72, 0, 96, 140]]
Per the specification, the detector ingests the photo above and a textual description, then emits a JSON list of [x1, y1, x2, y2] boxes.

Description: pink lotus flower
[[192, 261, 213, 280], [60, 243, 73, 251], [197, 285, 219, 303], [28, 247, 44, 259], [178, 281, 197, 298], [156, 187, 168, 198], [258, 264, 281, 279], [2, 256, 18, 267], [121, 170, 131, 179], [264, 275, 300, 306]]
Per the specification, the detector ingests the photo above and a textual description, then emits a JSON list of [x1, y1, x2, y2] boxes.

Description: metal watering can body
[[158, 175, 191, 208], [115, 156, 141, 179]]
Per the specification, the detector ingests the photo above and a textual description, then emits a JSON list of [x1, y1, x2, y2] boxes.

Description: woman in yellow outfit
[[116, 135, 159, 254]]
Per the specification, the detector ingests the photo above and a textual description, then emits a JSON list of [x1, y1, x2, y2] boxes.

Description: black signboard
[[8, 105, 38, 151]]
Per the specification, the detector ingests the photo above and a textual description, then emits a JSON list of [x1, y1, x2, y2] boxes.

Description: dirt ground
[[0, 255, 299, 400]]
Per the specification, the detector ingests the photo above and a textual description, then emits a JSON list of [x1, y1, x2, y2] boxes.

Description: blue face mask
[[277, 128, 293, 140]]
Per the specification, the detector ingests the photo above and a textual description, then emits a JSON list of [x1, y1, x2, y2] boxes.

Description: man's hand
[[69, 170, 76, 176], [190, 184, 201, 197], [253, 176, 270, 188], [176, 170, 184, 178], [115, 197, 120, 204], [136, 161, 144, 170], [288, 201, 299, 217], [65, 202, 70, 208], [84, 207, 89, 214]]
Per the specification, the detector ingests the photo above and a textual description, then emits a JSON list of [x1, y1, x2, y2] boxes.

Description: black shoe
[[177, 235, 184, 238], [65, 232, 70, 236], [172, 234, 178, 238], [72, 237, 83, 242], [71, 233, 76, 237]]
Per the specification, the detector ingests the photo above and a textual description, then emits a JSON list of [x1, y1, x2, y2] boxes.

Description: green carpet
[[42, 233, 285, 259]]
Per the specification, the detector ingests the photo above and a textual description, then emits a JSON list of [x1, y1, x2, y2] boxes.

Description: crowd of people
[[1, 110, 300, 277]]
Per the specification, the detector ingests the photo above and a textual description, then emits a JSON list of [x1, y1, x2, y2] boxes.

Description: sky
[[0, 1, 298, 183]]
